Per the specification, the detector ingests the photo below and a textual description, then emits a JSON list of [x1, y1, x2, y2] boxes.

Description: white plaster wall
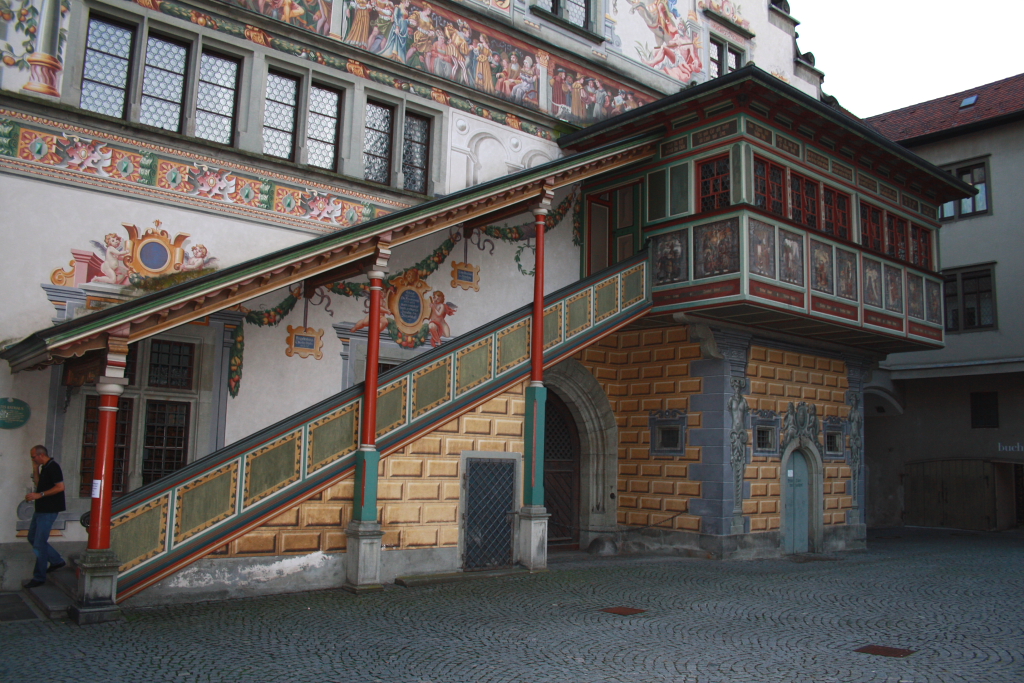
[[446, 111, 559, 194], [880, 121, 1024, 368], [0, 369, 54, 545]]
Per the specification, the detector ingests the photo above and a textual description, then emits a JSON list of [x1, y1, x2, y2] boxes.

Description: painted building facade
[[0, 0, 969, 616], [863, 74, 1024, 532]]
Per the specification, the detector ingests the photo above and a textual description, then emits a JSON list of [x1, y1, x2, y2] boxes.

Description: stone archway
[[545, 359, 619, 550], [780, 436, 825, 554]]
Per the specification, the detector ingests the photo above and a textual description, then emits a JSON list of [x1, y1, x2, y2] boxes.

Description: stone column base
[[518, 505, 550, 571], [342, 520, 384, 593], [68, 549, 121, 625]]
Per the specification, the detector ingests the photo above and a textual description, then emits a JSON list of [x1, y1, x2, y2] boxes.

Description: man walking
[[24, 445, 66, 588]]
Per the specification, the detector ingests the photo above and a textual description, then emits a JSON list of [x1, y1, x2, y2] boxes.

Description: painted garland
[[228, 192, 578, 395]]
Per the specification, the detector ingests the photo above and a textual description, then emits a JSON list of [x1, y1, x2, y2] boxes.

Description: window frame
[[306, 82, 344, 172], [942, 264, 997, 333], [262, 69, 302, 161], [940, 160, 991, 220], [402, 111, 431, 195], [531, 0, 593, 33], [80, 14, 137, 121], [139, 32, 191, 133], [822, 186, 851, 240], [753, 155, 786, 218], [697, 154, 732, 214], [709, 37, 743, 79], [194, 49, 242, 147], [789, 171, 819, 230]]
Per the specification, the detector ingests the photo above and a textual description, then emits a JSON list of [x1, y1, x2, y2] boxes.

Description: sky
[[789, 0, 1022, 118]]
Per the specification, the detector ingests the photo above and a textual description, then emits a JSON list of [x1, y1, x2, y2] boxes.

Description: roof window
[[960, 95, 978, 108]]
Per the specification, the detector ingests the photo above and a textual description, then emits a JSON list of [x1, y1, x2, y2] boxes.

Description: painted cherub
[[427, 290, 457, 347], [90, 233, 130, 284], [180, 244, 218, 272]]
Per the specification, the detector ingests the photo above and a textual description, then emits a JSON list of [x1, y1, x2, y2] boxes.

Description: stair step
[[24, 581, 72, 620], [396, 566, 540, 588]]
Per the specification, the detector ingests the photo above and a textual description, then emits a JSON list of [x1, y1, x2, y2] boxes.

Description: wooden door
[[784, 451, 809, 554]]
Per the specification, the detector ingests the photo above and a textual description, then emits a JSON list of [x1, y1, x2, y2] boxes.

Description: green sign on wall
[[0, 397, 30, 429]]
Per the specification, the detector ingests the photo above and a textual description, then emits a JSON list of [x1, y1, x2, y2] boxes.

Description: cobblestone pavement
[[4, 528, 1023, 683]]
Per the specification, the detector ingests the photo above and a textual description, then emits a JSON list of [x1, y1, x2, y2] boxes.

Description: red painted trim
[[653, 279, 742, 307], [908, 321, 943, 341], [864, 309, 905, 332], [87, 392, 119, 550], [810, 295, 859, 321], [749, 280, 806, 307], [361, 277, 383, 448], [531, 212, 546, 383]]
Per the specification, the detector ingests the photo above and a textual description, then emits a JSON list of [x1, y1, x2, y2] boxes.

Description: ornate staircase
[[87, 254, 651, 601]]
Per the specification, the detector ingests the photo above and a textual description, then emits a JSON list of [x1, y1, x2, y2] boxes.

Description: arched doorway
[[545, 391, 581, 548], [783, 450, 811, 554]]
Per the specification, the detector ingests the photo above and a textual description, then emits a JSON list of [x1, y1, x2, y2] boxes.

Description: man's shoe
[[24, 579, 45, 588], [47, 561, 66, 573]]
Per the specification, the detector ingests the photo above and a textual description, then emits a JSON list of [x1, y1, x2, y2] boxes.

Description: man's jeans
[[27, 512, 63, 582]]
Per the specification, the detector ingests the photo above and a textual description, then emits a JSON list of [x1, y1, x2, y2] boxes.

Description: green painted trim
[[353, 448, 381, 522], [523, 385, 547, 507]]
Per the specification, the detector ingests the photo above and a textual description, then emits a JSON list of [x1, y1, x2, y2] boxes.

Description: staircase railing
[[95, 252, 651, 600]]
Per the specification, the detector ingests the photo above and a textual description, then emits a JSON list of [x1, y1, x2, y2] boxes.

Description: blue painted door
[[784, 451, 809, 554]]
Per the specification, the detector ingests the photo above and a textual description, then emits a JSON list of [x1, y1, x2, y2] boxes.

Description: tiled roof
[[865, 72, 1024, 143]]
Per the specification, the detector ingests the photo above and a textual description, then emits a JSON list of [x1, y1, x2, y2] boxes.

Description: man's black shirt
[[35, 459, 66, 513]]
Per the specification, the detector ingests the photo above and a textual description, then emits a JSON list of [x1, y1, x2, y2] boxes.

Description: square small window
[[970, 392, 999, 429], [755, 426, 775, 451], [649, 410, 687, 458], [657, 425, 680, 450], [825, 431, 843, 455]]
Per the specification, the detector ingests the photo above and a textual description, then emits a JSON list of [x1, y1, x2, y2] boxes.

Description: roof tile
[[864, 72, 1024, 142]]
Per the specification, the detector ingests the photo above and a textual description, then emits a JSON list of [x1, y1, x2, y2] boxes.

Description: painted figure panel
[[810, 240, 833, 295], [836, 249, 857, 301], [548, 57, 649, 124], [863, 259, 882, 308], [926, 279, 942, 325], [748, 219, 775, 279], [224, 0, 333, 35], [779, 229, 804, 287], [884, 265, 903, 314], [693, 218, 738, 279], [608, 0, 704, 84], [653, 229, 688, 285], [907, 273, 924, 319]]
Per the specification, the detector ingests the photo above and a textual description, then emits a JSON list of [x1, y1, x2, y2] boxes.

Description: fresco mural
[[925, 279, 942, 325], [884, 265, 903, 314], [697, 0, 750, 30], [0, 109, 401, 234], [693, 218, 738, 279], [907, 273, 924, 320], [779, 229, 803, 287], [653, 229, 688, 285], [863, 259, 882, 308], [339, 0, 652, 124], [49, 220, 220, 289], [609, 0, 704, 83], [810, 240, 833, 295], [836, 249, 857, 302], [748, 219, 775, 279], [1, 0, 71, 96], [223, 0, 333, 35]]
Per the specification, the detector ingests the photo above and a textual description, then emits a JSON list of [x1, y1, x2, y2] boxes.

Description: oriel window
[[697, 155, 731, 212]]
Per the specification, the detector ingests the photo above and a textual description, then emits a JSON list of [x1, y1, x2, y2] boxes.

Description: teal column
[[352, 447, 380, 522], [523, 384, 547, 507]]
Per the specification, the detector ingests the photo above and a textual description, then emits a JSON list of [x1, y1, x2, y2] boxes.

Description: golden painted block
[[742, 501, 758, 514], [303, 505, 343, 527], [407, 482, 441, 500], [234, 532, 277, 555], [423, 503, 458, 523], [325, 531, 347, 551], [462, 416, 492, 435], [628, 480, 650, 493], [390, 458, 425, 477], [677, 516, 700, 531], [652, 481, 674, 495], [265, 508, 300, 526], [444, 437, 475, 455], [384, 504, 421, 524], [677, 482, 701, 496], [426, 460, 459, 478], [439, 527, 459, 546], [476, 439, 509, 452], [378, 482, 404, 500], [403, 527, 439, 548], [441, 482, 461, 500], [280, 531, 322, 552], [751, 517, 767, 531]]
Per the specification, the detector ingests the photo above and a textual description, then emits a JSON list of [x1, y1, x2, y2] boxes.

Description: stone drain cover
[[601, 606, 646, 616], [854, 645, 915, 658]]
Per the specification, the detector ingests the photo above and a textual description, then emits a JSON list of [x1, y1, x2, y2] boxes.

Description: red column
[[531, 207, 548, 383], [87, 382, 123, 550], [360, 271, 386, 449]]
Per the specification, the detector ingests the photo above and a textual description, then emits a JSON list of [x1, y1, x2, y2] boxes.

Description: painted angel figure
[[427, 291, 457, 347], [90, 233, 131, 284], [180, 244, 219, 272]]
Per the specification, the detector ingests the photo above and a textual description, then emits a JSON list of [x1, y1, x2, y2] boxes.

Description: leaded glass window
[[140, 35, 188, 132], [885, 215, 908, 262], [142, 400, 190, 485], [563, 0, 588, 28], [307, 85, 341, 170], [81, 18, 134, 119], [709, 39, 742, 79], [402, 113, 430, 194], [754, 157, 785, 217], [860, 202, 883, 253], [698, 155, 730, 212], [196, 52, 239, 145], [364, 101, 393, 185], [263, 72, 299, 160], [822, 187, 850, 240], [147, 340, 195, 390], [791, 173, 818, 230]]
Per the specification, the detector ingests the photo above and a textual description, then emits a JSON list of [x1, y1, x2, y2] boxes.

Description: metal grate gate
[[464, 458, 516, 570]]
